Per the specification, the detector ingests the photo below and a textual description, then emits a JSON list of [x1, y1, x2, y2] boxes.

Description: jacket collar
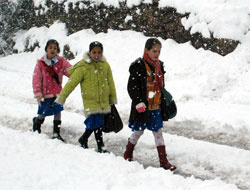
[[40, 54, 58, 66], [83, 52, 106, 63]]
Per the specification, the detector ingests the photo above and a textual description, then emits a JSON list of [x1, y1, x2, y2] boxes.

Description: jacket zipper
[[94, 62, 101, 105]]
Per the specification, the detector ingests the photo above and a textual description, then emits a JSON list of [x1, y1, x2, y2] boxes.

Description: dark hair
[[145, 38, 161, 50], [45, 39, 60, 53], [89, 41, 103, 52]]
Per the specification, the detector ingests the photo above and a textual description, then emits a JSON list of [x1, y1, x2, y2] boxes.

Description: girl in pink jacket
[[32, 39, 71, 141]]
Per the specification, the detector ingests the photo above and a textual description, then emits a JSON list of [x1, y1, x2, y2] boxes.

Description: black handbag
[[161, 88, 177, 120], [103, 104, 123, 133]]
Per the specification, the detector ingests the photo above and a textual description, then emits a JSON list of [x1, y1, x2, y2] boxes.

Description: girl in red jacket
[[32, 39, 71, 141]]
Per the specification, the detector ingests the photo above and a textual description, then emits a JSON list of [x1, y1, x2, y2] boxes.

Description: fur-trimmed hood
[[66, 52, 107, 75], [82, 52, 107, 63]]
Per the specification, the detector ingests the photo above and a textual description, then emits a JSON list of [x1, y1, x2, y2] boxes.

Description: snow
[[159, 0, 250, 41], [1, 0, 250, 190], [1, 125, 245, 190]]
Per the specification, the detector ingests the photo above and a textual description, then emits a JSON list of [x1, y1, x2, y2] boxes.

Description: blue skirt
[[129, 109, 163, 132], [37, 97, 63, 117], [84, 114, 104, 130]]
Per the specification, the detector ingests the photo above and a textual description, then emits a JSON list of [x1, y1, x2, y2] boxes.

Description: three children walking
[[32, 38, 176, 171]]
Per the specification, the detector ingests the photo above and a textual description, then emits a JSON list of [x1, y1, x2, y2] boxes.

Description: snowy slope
[[1, 29, 250, 189]]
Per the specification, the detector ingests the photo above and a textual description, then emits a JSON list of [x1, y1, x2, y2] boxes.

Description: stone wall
[[1, 0, 239, 58]]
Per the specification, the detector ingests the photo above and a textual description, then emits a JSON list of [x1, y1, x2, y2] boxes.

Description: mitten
[[136, 102, 146, 113]]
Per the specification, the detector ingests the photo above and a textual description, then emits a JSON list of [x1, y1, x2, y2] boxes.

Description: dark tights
[[79, 127, 104, 150], [37, 112, 61, 121]]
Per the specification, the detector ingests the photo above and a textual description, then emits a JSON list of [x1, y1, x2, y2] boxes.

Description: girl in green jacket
[[56, 41, 117, 153]]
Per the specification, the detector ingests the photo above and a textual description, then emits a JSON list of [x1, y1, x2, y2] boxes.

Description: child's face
[[46, 43, 59, 59], [89, 47, 103, 62], [145, 44, 161, 61]]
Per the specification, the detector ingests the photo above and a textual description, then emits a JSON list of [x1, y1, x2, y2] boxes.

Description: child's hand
[[35, 95, 43, 103], [136, 102, 146, 113]]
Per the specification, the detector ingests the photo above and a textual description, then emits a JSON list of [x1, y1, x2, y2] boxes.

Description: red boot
[[157, 145, 176, 171], [123, 140, 135, 161]]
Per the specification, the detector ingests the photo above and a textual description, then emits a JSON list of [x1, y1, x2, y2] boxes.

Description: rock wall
[[0, 0, 239, 58]]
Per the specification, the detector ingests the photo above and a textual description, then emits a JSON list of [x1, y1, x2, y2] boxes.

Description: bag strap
[[42, 61, 60, 85]]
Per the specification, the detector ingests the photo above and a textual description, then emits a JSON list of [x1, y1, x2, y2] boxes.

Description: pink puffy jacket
[[32, 56, 71, 99]]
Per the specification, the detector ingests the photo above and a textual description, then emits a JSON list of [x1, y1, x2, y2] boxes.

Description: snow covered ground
[[1, 0, 250, 190]]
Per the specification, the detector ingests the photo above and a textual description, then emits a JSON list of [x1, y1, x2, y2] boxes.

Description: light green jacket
[[56, 53, 117, 116]]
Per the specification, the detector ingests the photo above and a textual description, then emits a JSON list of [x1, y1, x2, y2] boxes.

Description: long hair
[[45, 39, 60, 53], [145, 38, 161, 50]]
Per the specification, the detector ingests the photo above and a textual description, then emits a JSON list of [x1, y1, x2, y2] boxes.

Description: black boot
[[32, 117, 44, 133], [78, 129, 93, 149], [94, 128, 109, 153], [52, 120, 65, 142]]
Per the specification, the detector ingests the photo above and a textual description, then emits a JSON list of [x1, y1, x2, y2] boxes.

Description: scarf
[[143, 53, 163, 91]]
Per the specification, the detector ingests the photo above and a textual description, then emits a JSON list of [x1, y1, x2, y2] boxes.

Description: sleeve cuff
[[55, 96, 66, 105], [110, 99, 117, 105], [34, 93, 42, 99]]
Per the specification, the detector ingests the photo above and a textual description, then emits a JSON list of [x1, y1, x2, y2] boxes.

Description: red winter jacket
[[32, 56, 71, 99]]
